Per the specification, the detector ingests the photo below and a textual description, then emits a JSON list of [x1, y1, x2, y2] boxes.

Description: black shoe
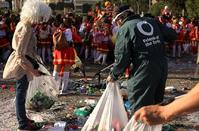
[[17, 122, 43, 131]]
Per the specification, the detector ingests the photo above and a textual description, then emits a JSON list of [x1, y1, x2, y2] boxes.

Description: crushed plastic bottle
[[79, 85, 86, 94]]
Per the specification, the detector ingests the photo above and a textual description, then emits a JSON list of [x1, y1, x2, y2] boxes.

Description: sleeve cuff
[[110, 72, 118, 81]]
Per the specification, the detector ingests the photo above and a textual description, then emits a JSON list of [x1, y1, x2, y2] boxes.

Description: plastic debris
[[1, 84, 7, 89], [54, 121, 67, 128], [165, 86, 175, 91], [9, 86, 15, 92], [74, 107, 90, 117], [84, 99, 96, 105], [162, 124, 174, 131], [29, 114, 44, 122]]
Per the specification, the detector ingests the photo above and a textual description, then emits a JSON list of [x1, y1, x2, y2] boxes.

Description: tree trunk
[[12, 0, 23, 12], [136, 1, 140, 14], [149, 0, 151, 11]]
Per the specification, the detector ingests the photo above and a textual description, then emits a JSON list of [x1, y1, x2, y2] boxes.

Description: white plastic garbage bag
[[71, 48, 82, 69], [123, 116, 162, 131], [81, 82, 128, 131], [26, 64, 59, 111]]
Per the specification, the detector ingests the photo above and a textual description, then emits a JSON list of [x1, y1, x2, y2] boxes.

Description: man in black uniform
[[107, 5, 177, 113]]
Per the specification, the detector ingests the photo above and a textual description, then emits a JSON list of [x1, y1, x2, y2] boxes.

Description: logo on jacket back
[[137, 21, 154, 36], [136, 21, 161, 47]]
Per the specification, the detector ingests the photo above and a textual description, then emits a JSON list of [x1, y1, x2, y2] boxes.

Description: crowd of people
[[0, 2, 199, 79], [1, 2, 199, 81], [159, 6, 199, 58], [0, 2, 198, 65]]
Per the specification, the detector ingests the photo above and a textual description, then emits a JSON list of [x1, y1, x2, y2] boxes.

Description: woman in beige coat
[[3, 0, 51, 130]]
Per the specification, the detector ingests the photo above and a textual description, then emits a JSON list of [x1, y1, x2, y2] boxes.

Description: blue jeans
[[16, 75, 29, 128]]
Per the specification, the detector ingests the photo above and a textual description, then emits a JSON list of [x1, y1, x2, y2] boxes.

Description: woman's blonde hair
[[20, 0, 52, 24]]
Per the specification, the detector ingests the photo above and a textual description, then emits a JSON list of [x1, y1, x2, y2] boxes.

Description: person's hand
[[134, 105, 170, 125], [106, 75, 114, 83], [31, 69, 42, 77]]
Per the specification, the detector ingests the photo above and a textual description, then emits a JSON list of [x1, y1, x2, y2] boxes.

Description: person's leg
[[16, 75, 43, 130], [93, 49, 96, 63], [0, 48, 3, 63], [155, 64, 168, 104], [96, 53, 103, 64], [183, 41, 189, 54], [94, 50, 99, 63], [172, 43, 176, 58], [102, 53, 107, 65], [16, 75, 29, 128], [90, 49, 94, 60], [191, 41, 196, 55], [60, 65, 71, 94], [80, 65, 86, 78], [47, 47, 52, 62], [53, 64, 62, 90], [195, 64, 199, 78], [85, 46, 89, 60], [37, 47, 42, 59], [178, 44, 181, 57], [80, 45, 85, 57], [41, 47, 46, 63], [74, 44, 81, 57], [127, 64, 161, 114], [2, 47, 10, 62]]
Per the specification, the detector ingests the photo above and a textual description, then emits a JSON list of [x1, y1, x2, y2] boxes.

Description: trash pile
[[0, 84, 16, 92], [17, 80, 187, 131], [61, 77, 130, 96], [61, 79, 106, 96], [1, 79, 181, 130], [35, 98, 97, 131], [23, 80, 191, 131], [41, 82, 162, 131]]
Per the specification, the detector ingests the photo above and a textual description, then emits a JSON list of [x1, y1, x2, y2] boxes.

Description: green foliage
[[150, 1, 166, 16], [0, 8, 19, 15], [111, 0, 199, 18], [166, 0, 185, 17], [30, 91, 55, 112], [185, 0, 199, 18], [111, 0, 149, 14], [0, 8, 8, 15]]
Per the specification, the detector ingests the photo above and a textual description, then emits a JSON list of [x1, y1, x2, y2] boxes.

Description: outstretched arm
[[134, 83, 199, 125]]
